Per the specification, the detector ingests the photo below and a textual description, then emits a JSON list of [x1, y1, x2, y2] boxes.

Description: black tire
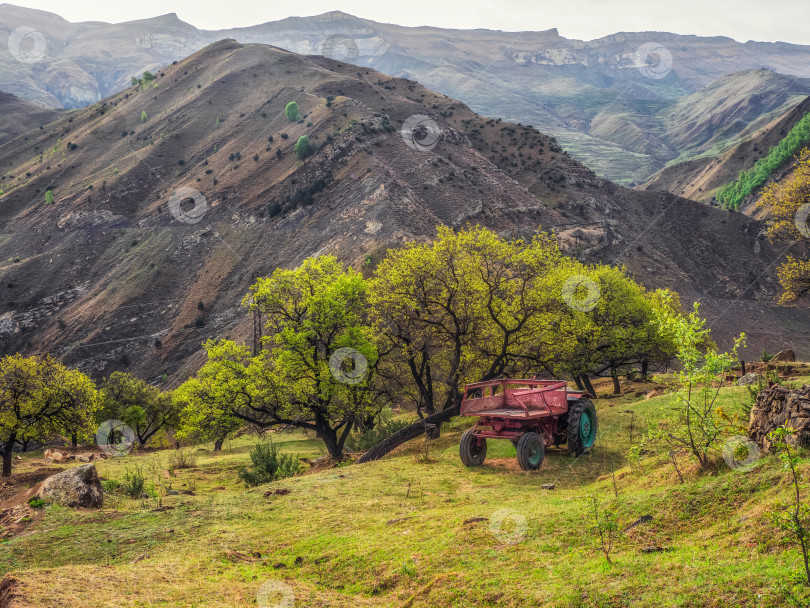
[[459, 429, 487, 466], [516, 432, 545, 471], [567, 398, 598, 456]]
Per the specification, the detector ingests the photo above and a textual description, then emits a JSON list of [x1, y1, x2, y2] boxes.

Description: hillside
[[2, 372, 810, 607], [642, 95, 810, 203], [4, 5, 810, 184], [0, 40, 807, 385], [0, 92, 62, 146]]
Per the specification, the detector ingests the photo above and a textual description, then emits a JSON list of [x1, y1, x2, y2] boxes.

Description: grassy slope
[[2, 375, 810, 607]]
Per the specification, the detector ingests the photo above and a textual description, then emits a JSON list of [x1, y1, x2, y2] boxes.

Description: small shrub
[[238, 442, 299, 487], [168, 448, 198, 470], [121, 465, 146, 498], [45, 190, 54, 205], [102, 479, 120, 493], [285, 101, 299, 122], [27, 497, 45, 509], [345, 410, 410, 452]]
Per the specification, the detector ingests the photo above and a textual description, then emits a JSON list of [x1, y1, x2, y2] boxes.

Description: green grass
[[2, 376, 810, 607]]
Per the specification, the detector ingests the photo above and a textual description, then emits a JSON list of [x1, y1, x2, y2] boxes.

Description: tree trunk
[[611, 368, 621, 395], [317, 428, 343, 460], [2, 435, 15, 477], [357, 406, 460, 464], [213, 437, 224, 452], [71, 434, 78, 448], [740, 360, 746, 376], [641, 361, 649, 381], [581, 375, 596, 397], [573, 376, 584, 390]]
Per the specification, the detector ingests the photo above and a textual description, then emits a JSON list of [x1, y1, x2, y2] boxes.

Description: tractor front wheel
[[567, 398, 597, 455], [460, 429, 487, 466], [516, 432, 545, 471]]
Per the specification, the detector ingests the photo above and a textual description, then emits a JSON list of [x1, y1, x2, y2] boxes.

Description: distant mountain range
[[3, 4, 810, 185]]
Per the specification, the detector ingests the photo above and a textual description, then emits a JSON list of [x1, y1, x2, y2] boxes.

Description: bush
[[28, 497, 45, 509], [285, 101, 299, 122], [295, 135, 311, 160], [45, 190, 54, 205], [168, 448, 198, 470], [238, 441, 299, 487], [121, 465, 146, 498], [101, 479, 120, 493]]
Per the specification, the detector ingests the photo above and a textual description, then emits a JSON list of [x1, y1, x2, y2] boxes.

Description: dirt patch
[[0, 576, 20, 608], [0, 468, 62, 502]]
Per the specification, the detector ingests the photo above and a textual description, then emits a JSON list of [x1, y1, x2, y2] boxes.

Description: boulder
[[40, 464, 103, 508], [737, 373, 763, 386], [772, 350, 796, 362]]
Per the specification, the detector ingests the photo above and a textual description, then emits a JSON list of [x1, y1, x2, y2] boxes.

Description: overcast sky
[[7, 0, 810, 45]]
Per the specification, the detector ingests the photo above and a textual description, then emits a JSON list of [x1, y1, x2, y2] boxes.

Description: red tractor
[[458, 379, 597, 471]]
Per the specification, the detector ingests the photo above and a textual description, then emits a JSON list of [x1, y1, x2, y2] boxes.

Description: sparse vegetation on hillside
[[285, 101, 299, 122]]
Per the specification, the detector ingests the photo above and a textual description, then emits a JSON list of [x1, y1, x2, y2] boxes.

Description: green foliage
[[762, 350, 774, 362], [44, 190, 54, 205], [167, 448, 198, 470], [285, 101, 299, 122], [130, 76, 138, 86], [140, 110, 148, 122], [238, 441, 299, 487], [99, 372, 179, 446], [0, 354, 99, 476], [101, 479, 120, 493], [121, 465, 146, 498], [651, 298, 745, 470], [295, 135, 311, 160], [345, 408, 411, 452], [717, 111, 810, 209], [27, 497, 45, 509], [588, 495, 621, 564]]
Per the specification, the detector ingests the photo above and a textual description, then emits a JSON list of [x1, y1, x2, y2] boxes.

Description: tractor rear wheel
[[567, 398, 597, 455], [459, 429, 487, 466], [516, 432, 545, 471]]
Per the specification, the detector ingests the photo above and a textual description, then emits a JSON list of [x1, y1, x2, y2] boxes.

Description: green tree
[[175, 372, 243, 451], [295, 135, 311, 160], [45, 190, 54, 205], [0, 354, 98, 476], [140, 110, 148, 122], [285, 101, 299, 122], [130, 76, 139, 86], [186, 257, 385, 459], [99, 372, 178, 447]]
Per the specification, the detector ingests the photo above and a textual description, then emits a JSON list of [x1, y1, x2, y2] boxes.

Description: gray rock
[[40, 464, 103, 508], [737, 373, 763, 386], [541, 483, 555, 490]]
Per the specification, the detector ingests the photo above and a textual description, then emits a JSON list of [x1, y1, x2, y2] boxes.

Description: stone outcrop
[[748, 384, 810, 451], [39, 464, 103, 508], [772, 350, 796, 362]]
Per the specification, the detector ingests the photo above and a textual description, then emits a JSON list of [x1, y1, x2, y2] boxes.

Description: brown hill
[[0, 40, 806, 385], [0, 91, 62, 146]]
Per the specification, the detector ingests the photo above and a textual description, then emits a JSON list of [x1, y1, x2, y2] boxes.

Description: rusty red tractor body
[[458, 379, 597, 471]]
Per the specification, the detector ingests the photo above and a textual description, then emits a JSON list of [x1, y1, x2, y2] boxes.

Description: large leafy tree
[[99, 372, 179, 447], [181, 257, 385, 459], [0, 354, 98, 476]]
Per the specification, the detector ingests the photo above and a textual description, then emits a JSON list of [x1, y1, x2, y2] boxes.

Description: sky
[[5, 0, 810, 45]]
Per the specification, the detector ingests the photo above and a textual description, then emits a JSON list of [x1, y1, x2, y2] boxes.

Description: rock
[[541, 483, 555, 490], [749, 385, 810, 451], [644, 389, 663, 400], [772, 350, 796, 362], [48, 450, 66, 463], [40, 464, 103, 508], [76, 455, 90, 463], [737, 373, 763, 386]]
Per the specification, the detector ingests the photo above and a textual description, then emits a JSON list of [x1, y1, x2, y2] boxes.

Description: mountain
[[642, 95, 810, 206], [4, 5, 810, 185], [0, 39, 807, 386], [0, 91, 62, 145]]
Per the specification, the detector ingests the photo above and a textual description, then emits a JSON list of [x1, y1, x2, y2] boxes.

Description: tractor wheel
[[516, 432, 545, 471], [459, 429, 487, 466], [567, 398, 597, 455]]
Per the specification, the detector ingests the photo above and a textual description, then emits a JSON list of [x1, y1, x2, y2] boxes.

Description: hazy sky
[[7, 0, 810, 45]]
